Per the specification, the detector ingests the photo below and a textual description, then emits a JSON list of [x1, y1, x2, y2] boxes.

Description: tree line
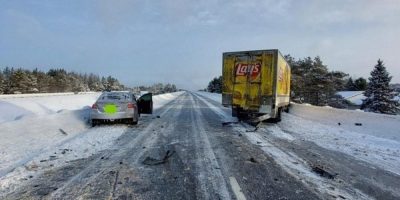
[[0, 67, 125, 94], [207, 55, 399, 114]]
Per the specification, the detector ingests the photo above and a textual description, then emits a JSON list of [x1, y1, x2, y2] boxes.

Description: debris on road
[[142, 150, 175, 166], [49, 156, 57, 161], [222, 121, 239, 126], [59, 128, 68, 135], [311, 164, 337, 179], [355, 123, 362, 126], [60, 149, 71, 154], [248, 157, 258, 163]]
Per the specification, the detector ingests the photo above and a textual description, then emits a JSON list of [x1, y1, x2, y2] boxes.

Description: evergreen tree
[[354, 77, 367, 90], [345, 77, 356, 91], [0, 71, 4, 94], [9, 69, 37, 94], [34, 69, 51, 93], [207, 76, 222, 93], [2, 67, 14, 94], [361, 59, 399, 114], [285, 55, 348, 105], [0, 67, 126, 94]]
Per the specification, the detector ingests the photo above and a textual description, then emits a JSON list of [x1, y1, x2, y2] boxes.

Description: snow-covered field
[[195, 91, 400, 176], [336, 91, 365, 105], [0, 91, 183, 190]]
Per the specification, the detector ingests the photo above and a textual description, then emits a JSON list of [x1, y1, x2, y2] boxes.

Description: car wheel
[[128, 118, 138, 125], [91, 119, 97, 127]]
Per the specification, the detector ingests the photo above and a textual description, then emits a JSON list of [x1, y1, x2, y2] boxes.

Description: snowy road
[[1, 91, 400, 200]]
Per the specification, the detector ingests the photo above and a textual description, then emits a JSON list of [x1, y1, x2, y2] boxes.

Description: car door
[[137, 93, 153, 114]]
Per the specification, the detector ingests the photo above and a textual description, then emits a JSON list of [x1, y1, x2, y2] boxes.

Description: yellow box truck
[[222, 49, 291, 122]]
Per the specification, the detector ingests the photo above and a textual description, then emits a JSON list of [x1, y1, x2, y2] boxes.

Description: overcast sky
[[0, 0, 399, 90]]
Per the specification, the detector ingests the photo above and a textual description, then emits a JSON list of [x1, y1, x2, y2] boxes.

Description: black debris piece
[[59, 128, 68, 135], [355, 123, 362, 126], [248, 157, 258, 163], [142, 150, 176, 166], [246, 127, 258, 132], [338, 122, 341, 126], [156, 115, 161, 118], [49, 156, 57, 161], [222, 121, 239, 126], [311, 165, 337, 179]]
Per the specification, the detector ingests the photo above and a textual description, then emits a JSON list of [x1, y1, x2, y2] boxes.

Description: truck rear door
[[232, 52, 263, 111]]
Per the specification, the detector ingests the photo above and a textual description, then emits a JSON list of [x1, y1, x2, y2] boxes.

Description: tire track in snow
[[189, 93, 232, 200]]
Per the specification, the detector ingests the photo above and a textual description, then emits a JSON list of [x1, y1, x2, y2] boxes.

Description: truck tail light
[[92, 104, 98, 109]]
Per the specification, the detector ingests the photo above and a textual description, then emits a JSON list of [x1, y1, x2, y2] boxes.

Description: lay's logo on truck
[[235, 63, 261, 78]]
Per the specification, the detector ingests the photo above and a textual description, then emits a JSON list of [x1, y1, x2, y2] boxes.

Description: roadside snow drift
[[0, 92, 100, 123]]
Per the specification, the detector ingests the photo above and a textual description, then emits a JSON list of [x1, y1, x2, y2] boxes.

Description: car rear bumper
[[91, 109, 135, 120]]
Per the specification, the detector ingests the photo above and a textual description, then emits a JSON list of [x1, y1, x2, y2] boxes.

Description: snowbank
[[153, 91, 185, 110], [0, 92, 101, 123], [290, 102, 400, 142]]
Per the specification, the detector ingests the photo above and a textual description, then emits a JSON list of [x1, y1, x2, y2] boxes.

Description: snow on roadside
[[279, 113, 400, 176], [290, 102, 400, 142], [153, 91, 185, 110], [0, 91, 184, 194], [0, 125, 129, 194], [0, 92, 101, 123]]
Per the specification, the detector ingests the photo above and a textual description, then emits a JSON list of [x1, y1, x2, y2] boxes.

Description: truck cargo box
[[222, 49, 291, 122]]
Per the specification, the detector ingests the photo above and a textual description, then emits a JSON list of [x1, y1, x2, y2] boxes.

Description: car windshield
[[99, 93, 130, 101]]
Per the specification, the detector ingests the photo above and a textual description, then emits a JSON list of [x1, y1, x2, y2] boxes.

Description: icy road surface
[[1, 91, 400, 200]]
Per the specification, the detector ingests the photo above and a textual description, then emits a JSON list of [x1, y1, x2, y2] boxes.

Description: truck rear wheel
[[284, 105, 290, 113], [268, 108, 282, 123], [232, 108, 238, 117]]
